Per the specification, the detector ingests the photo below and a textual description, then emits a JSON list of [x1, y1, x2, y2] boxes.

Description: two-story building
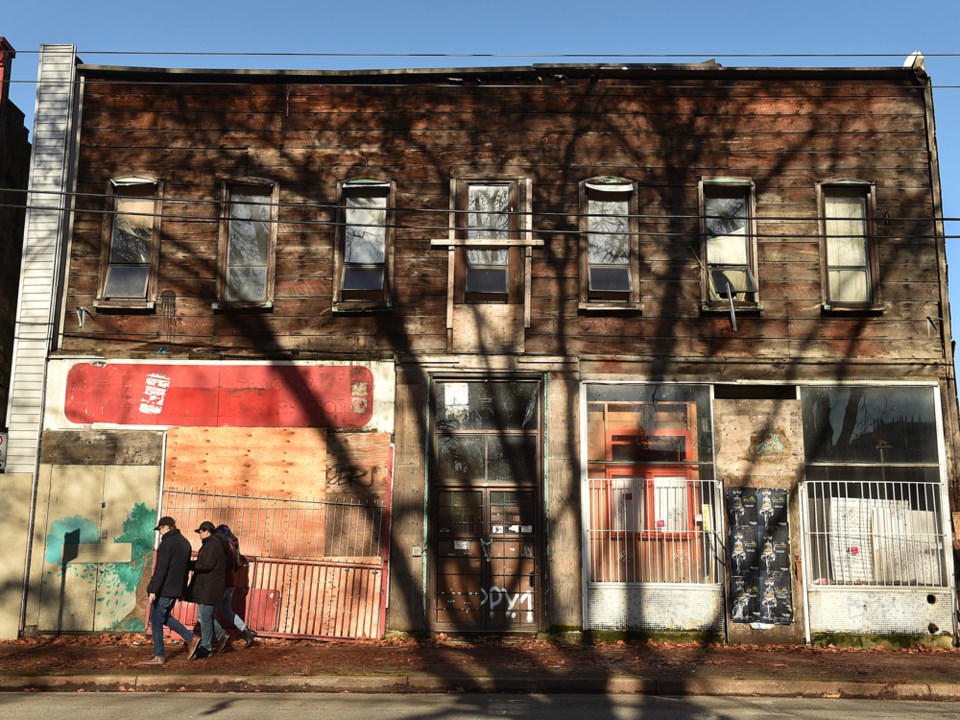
[[3, 45, 956, 645]]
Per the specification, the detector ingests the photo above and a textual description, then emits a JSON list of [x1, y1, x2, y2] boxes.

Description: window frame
[[453, 178, 525, 304], [95, 178, 163, 310], [215, 179, 279, 310], [699, 178, 760, 310], [579, 177, 640, 309], [334, 179, 395, 309], [817, 181, 880, 312]]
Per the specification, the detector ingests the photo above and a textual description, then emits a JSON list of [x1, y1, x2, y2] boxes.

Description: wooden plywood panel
[[164, 427, 329, 500], [323, 432, 392, 502]]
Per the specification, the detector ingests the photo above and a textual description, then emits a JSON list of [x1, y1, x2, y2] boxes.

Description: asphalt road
[[0, 693, 957, 719]]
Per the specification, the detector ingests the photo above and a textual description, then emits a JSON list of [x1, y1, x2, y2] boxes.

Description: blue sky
[[4, 0, 960, 351]]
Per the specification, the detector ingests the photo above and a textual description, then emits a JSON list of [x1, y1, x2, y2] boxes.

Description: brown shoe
[[215, 634, 230, 654], [139, 655, 165, 665], [186, 636, 201, 660]]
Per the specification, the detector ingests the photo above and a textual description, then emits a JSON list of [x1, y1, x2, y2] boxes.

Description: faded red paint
[[64, 363, 374, 428]]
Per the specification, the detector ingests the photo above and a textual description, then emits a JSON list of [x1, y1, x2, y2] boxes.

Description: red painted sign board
[[64, 363, 374, 429]]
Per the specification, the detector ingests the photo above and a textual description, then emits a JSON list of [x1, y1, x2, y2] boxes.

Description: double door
[[429, 379, 542, 632]]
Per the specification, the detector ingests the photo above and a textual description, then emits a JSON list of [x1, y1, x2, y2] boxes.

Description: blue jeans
[[197, 603, 225, 653], [219, 587, 247, 632], [149, 596, 194, 658]]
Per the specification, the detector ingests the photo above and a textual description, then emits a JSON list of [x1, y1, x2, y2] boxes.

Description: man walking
[[142, 516, 194, 664], [186, 520, 229, 660]]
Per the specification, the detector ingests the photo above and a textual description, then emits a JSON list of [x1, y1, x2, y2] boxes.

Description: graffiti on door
[[480, 585, 534, 623]]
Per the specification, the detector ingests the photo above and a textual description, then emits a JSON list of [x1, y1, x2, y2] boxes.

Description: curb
[[2, 673, 960, 699]]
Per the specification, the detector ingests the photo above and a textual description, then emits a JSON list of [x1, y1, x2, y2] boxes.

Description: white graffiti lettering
[[479, 586, 534, 623]]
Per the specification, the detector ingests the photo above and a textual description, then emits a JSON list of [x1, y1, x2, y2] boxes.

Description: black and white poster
[[726, 487, 793, 625]]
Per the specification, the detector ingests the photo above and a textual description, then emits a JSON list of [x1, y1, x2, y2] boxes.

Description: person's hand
[[148, 592, 156, 603]]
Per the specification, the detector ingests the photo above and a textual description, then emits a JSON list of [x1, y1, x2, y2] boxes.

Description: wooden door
[[429, 379, 542, 632]]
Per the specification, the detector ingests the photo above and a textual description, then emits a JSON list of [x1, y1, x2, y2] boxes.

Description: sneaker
[[186, 635, 201, 660], [139, 655, 165, 665], [215, 634, 230, 654], [191, 646, 211, 660], [241, 628, 258, 649]]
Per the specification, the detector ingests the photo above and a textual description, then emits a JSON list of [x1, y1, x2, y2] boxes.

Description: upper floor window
[[336, 180, 393, 307], [97, 178, 162, 308], [700, 180, 758, 307], [218, 180, 278, 308], [580, 178, 639, 307], [818, 182, 878, 309], [455, 179, 525, 303]]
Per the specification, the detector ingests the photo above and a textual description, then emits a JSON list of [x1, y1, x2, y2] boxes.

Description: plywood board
[[164, 426, 329, 500]]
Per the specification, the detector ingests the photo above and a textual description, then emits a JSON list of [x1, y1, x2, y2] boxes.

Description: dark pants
[[149, 596, 194, 658]]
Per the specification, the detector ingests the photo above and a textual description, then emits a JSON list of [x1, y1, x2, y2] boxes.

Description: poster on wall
[[726, 487, 793, 625]]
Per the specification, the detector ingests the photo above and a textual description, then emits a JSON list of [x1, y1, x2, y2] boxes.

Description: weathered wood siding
[[61, 66, 947, 384]]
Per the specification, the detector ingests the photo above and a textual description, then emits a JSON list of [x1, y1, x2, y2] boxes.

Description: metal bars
[[162, 487, 386, 561], [801, 480, 947, 587], [587, 476, 723, 584], [161, 488, 387, 640]]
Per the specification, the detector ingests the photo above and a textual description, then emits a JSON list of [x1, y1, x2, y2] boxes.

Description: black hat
[[154, 516, 176, 531], [195, 520, 217, 534]]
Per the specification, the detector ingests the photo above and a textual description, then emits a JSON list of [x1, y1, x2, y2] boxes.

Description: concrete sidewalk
[[1, 635, 958, 700]]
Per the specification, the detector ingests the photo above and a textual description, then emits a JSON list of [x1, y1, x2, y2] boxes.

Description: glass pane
[[467, 248, 508, 266], [436, 435, 486, 482], [437, 490, 484, 535], [228, 190, 270, 265], [487, 435, 538, 483], [827, 235, 867, 267], [825, 191, 867, 252], [587, 197, 630, 265], [103, 265, 150, 298], [828, 269, 869, 303], [111, 196, 153, 264], [342, 265, 384, 291], [801, 386, 939, 464], [467, 184, 510, 239], [436, 381, 539, 431], [225, 266, 267, 303], [465, 267, 508, 294], [705, 191, 747, 236], [588, 266, 631, 292], [345, 194, 386, 264], [586, 384, 713, 463]]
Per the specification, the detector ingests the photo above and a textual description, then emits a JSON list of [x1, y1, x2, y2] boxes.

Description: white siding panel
[[5, 44, 77, 474]]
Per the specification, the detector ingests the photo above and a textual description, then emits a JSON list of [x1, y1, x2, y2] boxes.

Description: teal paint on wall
[[98, 502, 156, 631], [43, 515, 98, 565]]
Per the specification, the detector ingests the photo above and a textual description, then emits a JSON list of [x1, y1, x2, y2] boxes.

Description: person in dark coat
[[215, 524, 257, 648], [186, 520, 229, 659], [142, 516, 195, 664]]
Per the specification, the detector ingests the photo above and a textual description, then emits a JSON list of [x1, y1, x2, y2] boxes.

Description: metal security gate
[[161, 488, 387, 640]]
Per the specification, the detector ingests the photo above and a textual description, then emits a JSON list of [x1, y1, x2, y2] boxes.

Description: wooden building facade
[[4, 45, 958, 644]]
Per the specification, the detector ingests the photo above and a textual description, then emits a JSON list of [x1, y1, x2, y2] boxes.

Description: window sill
[[333, 301, 394, 314], [578, 302, 643, 315], [700, 302, 762, 315], [821, 303, 887, 317], [211, 301, 274, 312], [94, 300, 156, 313]]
